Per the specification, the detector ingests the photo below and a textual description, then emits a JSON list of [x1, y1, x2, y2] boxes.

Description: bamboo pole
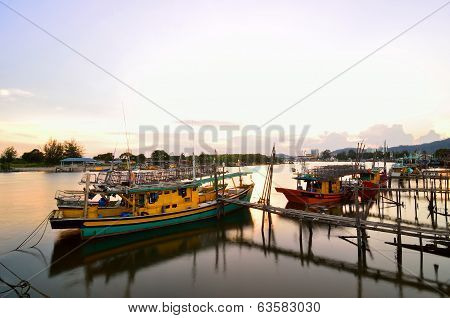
[[83, 173, 90, 219]]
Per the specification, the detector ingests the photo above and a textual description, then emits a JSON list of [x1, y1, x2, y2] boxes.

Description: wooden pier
[[219, 198, 450, 241], [228, 237, 449, 296]]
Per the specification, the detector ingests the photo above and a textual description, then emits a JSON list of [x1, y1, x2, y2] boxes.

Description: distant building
[[311, 149, 319, 157], [60, 157, 98, 166]]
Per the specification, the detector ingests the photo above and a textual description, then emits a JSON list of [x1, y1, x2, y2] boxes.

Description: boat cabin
[[295, 175, 342, 194], [359, 168, 383, 184]]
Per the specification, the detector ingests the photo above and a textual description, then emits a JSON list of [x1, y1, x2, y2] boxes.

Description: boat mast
[[191, 119, 196, 180], [110, 142, 117, 171], [192, 151, 196, 180], [83, 173, 90, 219], [122, 103, 131, 174]]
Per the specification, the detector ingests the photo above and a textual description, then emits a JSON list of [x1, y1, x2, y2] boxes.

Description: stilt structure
[[259, 146, 276, 230]]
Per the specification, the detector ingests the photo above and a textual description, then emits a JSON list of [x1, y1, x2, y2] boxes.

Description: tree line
[[2, 140, 448, 171], [0, 139, 84, 171], [93, 150, 282, 166], [320, 148, 450, 161]]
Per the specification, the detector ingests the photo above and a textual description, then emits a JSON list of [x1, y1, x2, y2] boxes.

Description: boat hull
[[358, 181, 381, 201], [275, 187, 350, 205], [51, 186, 253, 239]]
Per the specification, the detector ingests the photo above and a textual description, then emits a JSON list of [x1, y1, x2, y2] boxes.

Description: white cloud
[[0, 88, 33, 98], [415, 130, 442, 144], [358, 124, 414, 147]]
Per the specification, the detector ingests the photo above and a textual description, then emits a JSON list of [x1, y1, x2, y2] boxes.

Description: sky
[[0, 0, 449, 156]]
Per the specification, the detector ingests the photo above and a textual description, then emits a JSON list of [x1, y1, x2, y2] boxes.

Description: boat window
[[148, 192, 158, 204], [165, 205, 170, 209], [138, 194, 145, 207], [164, 191, 170, 195], [172, 190, 177, 193], [178, 188, 187, 197], [172, 204, 177, 208]]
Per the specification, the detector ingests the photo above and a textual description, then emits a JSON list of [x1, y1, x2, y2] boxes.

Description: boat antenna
[[191, 119, 196, 180], [122, 103, 131, 172], [372, 145, 376, 169], [111, 142, 117, 171]]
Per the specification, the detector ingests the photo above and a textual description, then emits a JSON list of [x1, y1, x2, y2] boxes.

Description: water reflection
[[1, 166, 450, 297], [47, 204, 449, 297], [49, 209, 254, 293], [258, 219, 448, 297]]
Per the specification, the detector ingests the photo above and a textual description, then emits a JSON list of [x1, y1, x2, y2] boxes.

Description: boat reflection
[[49, 208, 254, 282], [49, 204, 449, 297], [280, 202, 449, 296], [285, 201, 376, 218]]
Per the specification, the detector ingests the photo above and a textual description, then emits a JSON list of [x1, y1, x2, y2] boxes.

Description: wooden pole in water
[[354, 185, 362, 258], [395, 190, 399, 220], [433, 180, 438, 226], [214, 151, 221, 218], [419, 235, 424, 279], [222, 163, 225, 196], [445, 177, 448, 223], [422, 174, 426, 198], [414, 194, 418, 222]]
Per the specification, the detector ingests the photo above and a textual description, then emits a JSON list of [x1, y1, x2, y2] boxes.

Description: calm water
[[0, 163, 449, 297]]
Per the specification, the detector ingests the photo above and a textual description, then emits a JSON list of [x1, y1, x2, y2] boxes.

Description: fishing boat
[[390, 155, 422, 177], [276, 165, 355, 205], [357, 167, 387, 201], [50, 169, 254, 239]]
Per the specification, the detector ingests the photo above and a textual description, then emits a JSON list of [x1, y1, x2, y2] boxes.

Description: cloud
[[299, 124, 440, 151], [305, 132, 355, 151], [415, 130, 441, 144], [13, 132, 37, 138], [177, 119, 236, 126], [358, 124, 414, 147], [105, 131, 139, 137], [0, 88, 33, 98]]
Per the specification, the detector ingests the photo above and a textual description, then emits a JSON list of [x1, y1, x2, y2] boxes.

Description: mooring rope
[[14, 212, 52, 251], [0, 276, 30, 297], [0, 262, 49, 297]]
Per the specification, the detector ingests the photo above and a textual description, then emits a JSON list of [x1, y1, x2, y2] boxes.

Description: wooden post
[[422, 175, 426, 198], [83, 173, 90, 219], [214, 151, 220, 218], [354, 185, 362, 260], [445, 177, 448, 225], [414, 194, 418, 222], [419, 235, 424, 279], [396, 190, 400, 220]]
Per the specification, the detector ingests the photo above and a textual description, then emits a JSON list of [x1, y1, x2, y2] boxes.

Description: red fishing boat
[[358, 167, 387, 201], [276, 186, 351, 205], [276, 165, 355, 205]]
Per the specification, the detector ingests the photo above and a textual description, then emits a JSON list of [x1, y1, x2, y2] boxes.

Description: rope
[[0, 262, 49, 298], [0, 277, 30, 297], [14, 212, 52, 251]]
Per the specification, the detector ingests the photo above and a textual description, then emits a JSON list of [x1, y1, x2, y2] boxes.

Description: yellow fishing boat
[[50, 170, 254, 239]]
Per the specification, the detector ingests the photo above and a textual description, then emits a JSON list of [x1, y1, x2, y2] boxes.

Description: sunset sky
[[1, 0, 449, 156]]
